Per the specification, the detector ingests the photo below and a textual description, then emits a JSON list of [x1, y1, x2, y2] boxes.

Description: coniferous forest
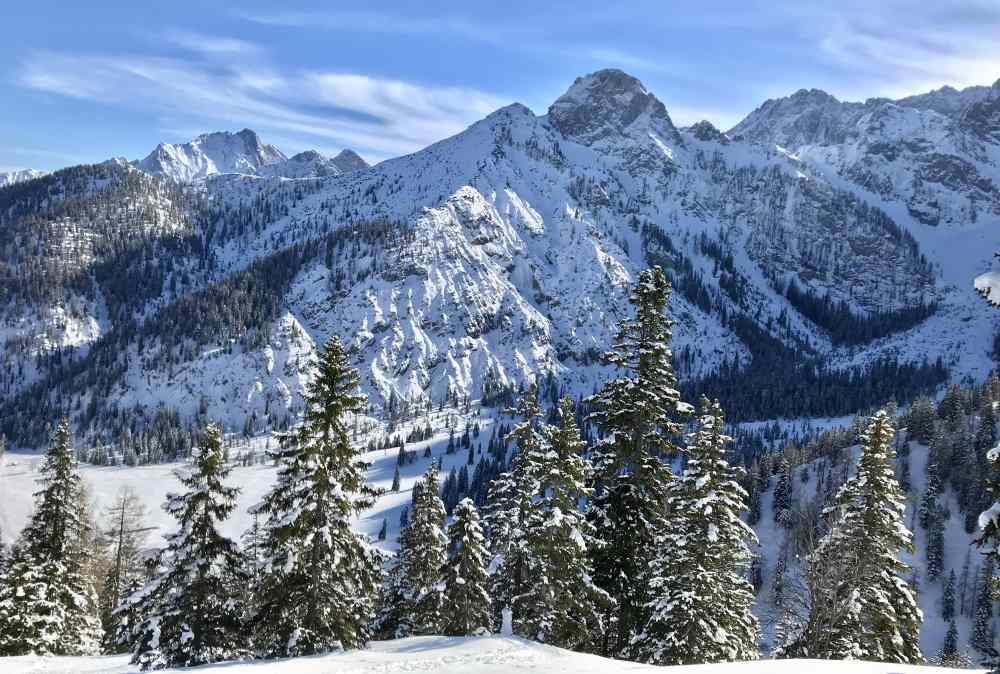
[[3, 267, 999, 670]]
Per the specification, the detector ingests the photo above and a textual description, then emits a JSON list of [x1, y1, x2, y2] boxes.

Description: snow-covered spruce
[[631, 398, 760, 664], [128, 423, 246, 670], [485, 386, 548, 636], [0, 419, 102, 656], [518, 395, 610, 651], [586, 266, 690, 658], [439, 498, 492, 636], [251, 336, 382, 657], [782, 411, 922, 663], [396, 463, 449, 636]]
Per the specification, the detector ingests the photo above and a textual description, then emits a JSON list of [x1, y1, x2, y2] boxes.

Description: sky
[[3, 0, 1000, 173]]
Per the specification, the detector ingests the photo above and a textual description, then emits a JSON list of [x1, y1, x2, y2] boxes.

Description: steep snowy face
[[548, 69, 683, 172], [732, 83, 1000, 227], [729, 88, 865, 147], [136, 129, 287, 182], [0, 168, 46, 188]]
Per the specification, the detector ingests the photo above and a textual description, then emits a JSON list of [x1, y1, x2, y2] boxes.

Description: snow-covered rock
[[0, 168, 46, 188]]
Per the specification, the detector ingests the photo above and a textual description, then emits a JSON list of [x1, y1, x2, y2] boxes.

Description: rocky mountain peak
[[687, 120, 728, 143], [547, 68, 682, 147], [332, 149, 370, 173], [137, 128, 286, 182]]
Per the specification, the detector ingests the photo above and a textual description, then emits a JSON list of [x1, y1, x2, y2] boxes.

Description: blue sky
[[4, 1, 1000, 172]]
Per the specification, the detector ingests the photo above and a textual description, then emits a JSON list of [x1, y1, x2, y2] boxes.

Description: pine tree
[[129, 424, 246, 670], [772, 458, 793, 524], [399, 463, 448, 635], [252, 336, 383, 657], [0, 419, 102, 656], [485, 387, 547, 634], [439, 498, 491, 636], [631, 398, 759, 664], [786, 411, 922, 663], [585, 267, 689, 658], [926, 515, 945, 582], [919, 455, 941, 530], [935, 620, 962, 666], [943, 569, 956, 621], [517, 396, 610, 651], [905, 396, 936, 444], [971, 560, 995, 658], [391, 465, 401, 492]]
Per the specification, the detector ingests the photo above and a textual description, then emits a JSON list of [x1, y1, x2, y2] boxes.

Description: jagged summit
[[135, 129, 370, 182], [137, 128, 287, 182], [547, 68, 682, 147], [728, 87, 862, 147], [686, 120, 728, 144]]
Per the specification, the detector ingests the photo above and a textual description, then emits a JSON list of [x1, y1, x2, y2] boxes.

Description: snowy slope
[[0, 168, 46, 187], [136, 129, 287, 182], [0, 635, 983, 674], [135, 129, 368, 182], [2, 69, 999, 448]]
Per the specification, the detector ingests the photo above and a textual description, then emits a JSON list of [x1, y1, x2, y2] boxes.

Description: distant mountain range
[[1, 69, 998, 446]]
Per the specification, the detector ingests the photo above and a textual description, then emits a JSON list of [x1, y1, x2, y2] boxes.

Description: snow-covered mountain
[[1, 69, 998, 447], [134, 129, 369, 182], [0, 168, 45, 188]]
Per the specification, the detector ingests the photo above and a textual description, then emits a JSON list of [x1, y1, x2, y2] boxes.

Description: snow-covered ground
[[0, 635, 984, 674], [0, 408, 497, 555]]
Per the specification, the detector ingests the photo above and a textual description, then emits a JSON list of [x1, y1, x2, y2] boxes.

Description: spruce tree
[[400, 463, 448, 635], [518, 396, 610, 651], [252, 336, 383, 657], [786, 411, 922, 663], [942, 569, 956, 621], [485, 387, 547, 634], [971, 561, 995, 657], [440, 498, 492, 636], [631, 398, 759, 664], [0, 419, 102, 656], [926, 516, 944, 582], [586, 267, 689, 658], [130, 424, 246, 670]]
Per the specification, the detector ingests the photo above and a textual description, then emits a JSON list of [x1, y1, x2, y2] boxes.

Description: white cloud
[[17, 48, 508, 162], [163, 30, 261, 57]]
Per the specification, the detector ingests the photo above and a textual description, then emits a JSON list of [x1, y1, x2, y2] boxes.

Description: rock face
[[0, 70, 997, 446], [332, 149, 370, 173], [549, 68, 683, 146], [730, 80, 1000, 227]]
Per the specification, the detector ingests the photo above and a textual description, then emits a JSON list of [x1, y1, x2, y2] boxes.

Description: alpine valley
[[4, 67, 1000, 670]]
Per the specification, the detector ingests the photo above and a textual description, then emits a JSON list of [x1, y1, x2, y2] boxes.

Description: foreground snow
[[0, 636, 982, 674]]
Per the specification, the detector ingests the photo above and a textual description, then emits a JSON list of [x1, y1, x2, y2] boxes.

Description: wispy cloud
[[17, 44, 508, 162], [239, 9, 505, 45], [775, 1, 1000, 100], [163, 30, 262, 57]]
